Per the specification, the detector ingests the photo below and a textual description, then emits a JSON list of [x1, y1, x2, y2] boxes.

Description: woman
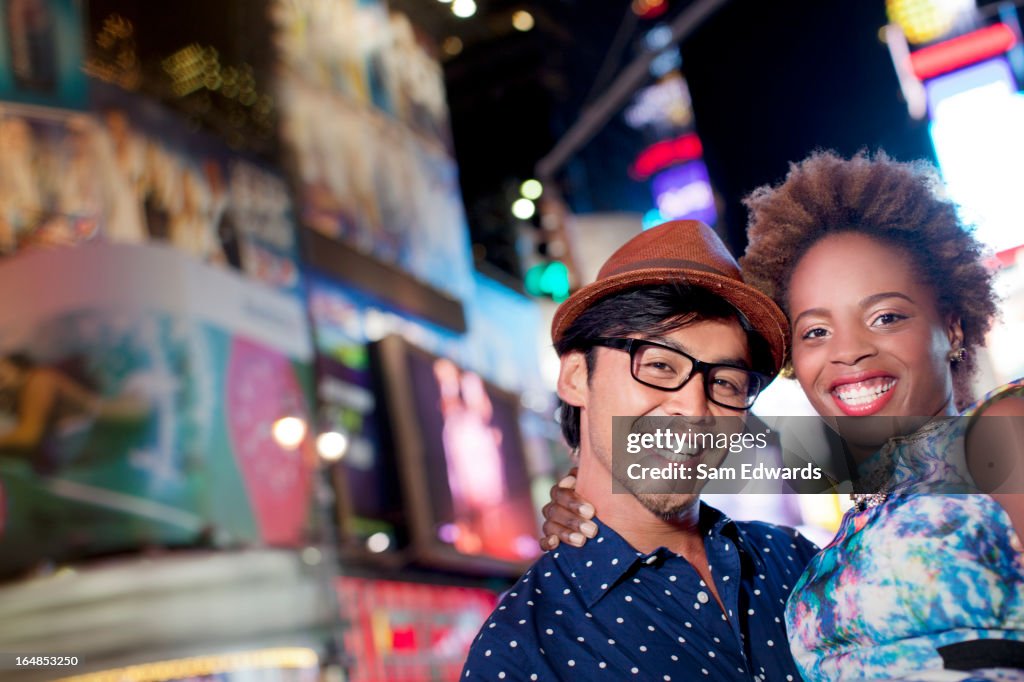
[[542, 152, 1024, 680], [0, 353, 101, 464], [0, 352, 150, 474]]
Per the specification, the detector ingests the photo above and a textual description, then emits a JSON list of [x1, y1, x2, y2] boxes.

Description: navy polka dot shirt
[[462, 503, 818, 681]]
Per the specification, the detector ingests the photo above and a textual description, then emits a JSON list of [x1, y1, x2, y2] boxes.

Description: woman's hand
[[539, 467, 599, 551]]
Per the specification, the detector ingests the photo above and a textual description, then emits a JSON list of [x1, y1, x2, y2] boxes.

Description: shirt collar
[[706, 503, 765, 575], [696, 502, 765, 573], [557, 501, 752, 608]]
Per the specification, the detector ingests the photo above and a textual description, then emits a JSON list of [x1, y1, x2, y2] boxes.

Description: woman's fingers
[[540, 516, 585, 548], [541, 498, 594, 548], [551, 485, 596, 534], [539, 533, 560, 551], [538, 466, 597, 550]]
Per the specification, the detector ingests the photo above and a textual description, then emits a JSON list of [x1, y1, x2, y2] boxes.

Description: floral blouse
[[786, 378, 1024, 681]]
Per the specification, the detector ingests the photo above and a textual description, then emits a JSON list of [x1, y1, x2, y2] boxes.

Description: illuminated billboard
[[650, 160, 717, 226], [927, 56, 1024, 254]]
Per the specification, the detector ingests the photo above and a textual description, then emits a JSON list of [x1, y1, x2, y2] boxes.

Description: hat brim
[[551, 268, 790, 375]]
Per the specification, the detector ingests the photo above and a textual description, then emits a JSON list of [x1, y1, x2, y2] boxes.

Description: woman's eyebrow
[[859, 291, 916, 308], [792, 307, 829, 329]]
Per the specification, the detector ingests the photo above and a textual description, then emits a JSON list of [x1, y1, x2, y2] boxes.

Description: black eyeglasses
[[590, 337, 769, 411]]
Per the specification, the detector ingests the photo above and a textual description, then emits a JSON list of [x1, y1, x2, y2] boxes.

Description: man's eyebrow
[[647, 335, 752, 369], [717, 356, 752, 369]]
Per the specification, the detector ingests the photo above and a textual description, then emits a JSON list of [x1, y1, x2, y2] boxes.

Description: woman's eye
[[800, 327, 828, 340], [872, 312, 907, 326]]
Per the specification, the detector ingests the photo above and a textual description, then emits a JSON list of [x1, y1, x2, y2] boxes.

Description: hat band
[[603, 257, 733, 278]]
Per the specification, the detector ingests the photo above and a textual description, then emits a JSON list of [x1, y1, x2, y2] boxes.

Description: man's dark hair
[[554, 283, 775, 449]]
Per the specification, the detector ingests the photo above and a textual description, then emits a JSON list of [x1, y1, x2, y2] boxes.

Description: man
[[462, 220, 817, 680]]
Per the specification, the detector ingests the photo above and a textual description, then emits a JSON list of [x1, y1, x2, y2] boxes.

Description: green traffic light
[[524, 262, 547, 297], [539, 260, 570, 301], [525, 261, 570, 301]]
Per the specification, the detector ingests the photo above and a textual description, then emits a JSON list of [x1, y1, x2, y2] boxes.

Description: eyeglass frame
[[588, 336, 770, 411]]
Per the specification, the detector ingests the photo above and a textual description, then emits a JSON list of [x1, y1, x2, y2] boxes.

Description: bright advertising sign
[[651, 160, 717, 226], [927, 56, 1024, 255]]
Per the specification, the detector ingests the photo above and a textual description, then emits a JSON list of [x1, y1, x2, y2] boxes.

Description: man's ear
[[947, 315, 965, 351], [557, 351, 588, 408]]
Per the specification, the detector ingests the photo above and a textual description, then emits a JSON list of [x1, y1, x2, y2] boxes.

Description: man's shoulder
[[463, 557, 564, 680], [487, 553, 576, 619], [478, 553, 573, 621]]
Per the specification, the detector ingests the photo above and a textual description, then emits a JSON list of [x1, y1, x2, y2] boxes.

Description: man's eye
[[712, 378, 742, 395], [642, 361, 676, 372]]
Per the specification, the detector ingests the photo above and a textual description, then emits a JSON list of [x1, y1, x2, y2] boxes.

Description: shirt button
[[697, 591, 710, 604]]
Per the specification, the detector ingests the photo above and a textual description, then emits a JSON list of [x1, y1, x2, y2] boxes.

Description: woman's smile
[[828, 372, 898, 416]]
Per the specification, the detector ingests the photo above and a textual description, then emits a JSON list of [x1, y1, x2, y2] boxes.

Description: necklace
[[849, 419, 951, 512], [851, 491, 888, 512]]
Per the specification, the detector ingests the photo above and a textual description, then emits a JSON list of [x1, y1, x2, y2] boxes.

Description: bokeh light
[[316, 431, 349, 461], [511, 197, 536, 220], [367, 532, 391, 553], [452, 0, 477, 19], [886, 0, 972, 45], [512, 10, 535, 32], [520, 178, 543, 199], [442, 36, 463, 57], [271, 416, 307, 450]]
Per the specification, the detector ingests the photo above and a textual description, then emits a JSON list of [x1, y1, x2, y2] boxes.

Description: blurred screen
[[379, 337, 540, 568]]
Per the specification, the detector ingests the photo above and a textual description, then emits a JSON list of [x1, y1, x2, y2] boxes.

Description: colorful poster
[[0, 244, 314, 578], [273, 0, 473, 301], [0, 86, 303, 295], [279, 78, 474, 300], [270, 0, 451, 149], [91, 83, 303, 294], [335, 577, 497, 682], [0, 111, 104, 254], [0, 0, 88, 109]]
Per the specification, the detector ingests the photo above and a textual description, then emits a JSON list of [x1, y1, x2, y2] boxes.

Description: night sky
[[445, 0, 938, 272], [681, 0, 935, 251]]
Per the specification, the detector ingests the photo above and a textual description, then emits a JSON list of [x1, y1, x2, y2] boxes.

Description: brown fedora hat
[[551, 220, 789, 374]]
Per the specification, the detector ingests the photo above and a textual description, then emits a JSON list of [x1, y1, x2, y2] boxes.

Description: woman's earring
[[948, 347, 967, 363]]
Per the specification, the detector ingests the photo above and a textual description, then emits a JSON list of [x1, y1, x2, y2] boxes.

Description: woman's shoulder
[[963, 378, 1024, 418], [855, 494, 1011, 566], [886, 491, 1004, 519]]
